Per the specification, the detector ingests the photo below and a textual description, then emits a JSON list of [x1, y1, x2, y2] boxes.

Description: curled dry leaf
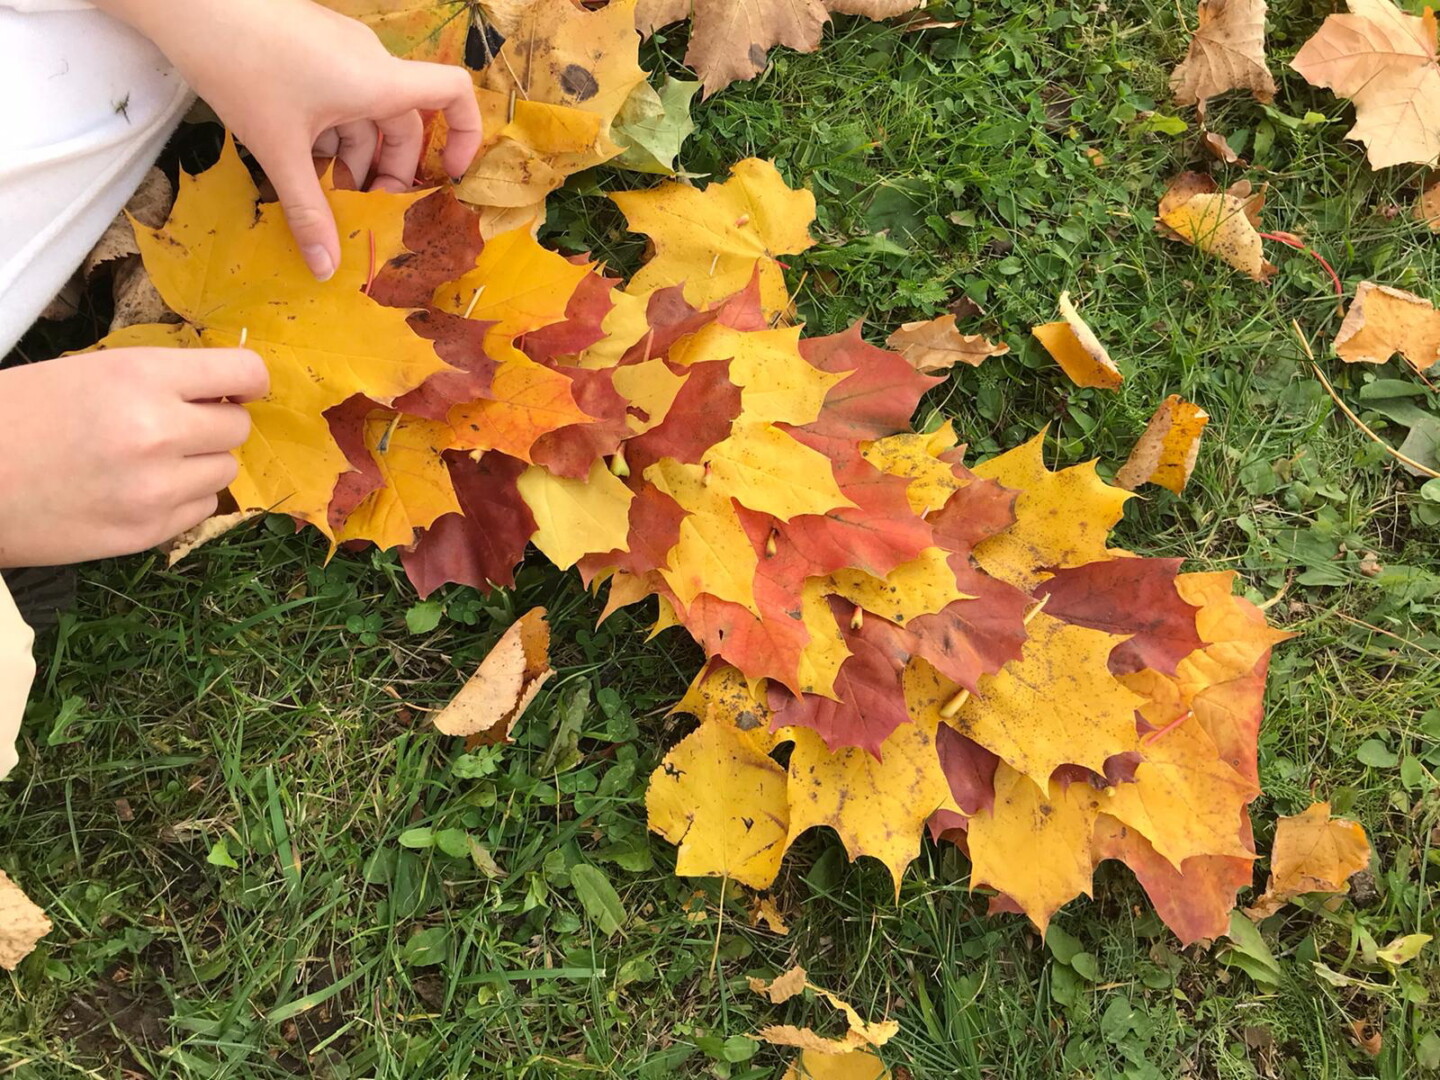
[[751, 968, 900, 1054], [1292, 0, 1440, 169], [885, 315, 1009, 373], [1334, 281, 1440, 370], [1416, 174, 1440, 230], [1031, 292, 1122, 389], [1170, 0, 1276, 119], [162, 510, 263, 567], [1157, 172, 1276, 282], [1246, 801, 1371, 919], [782, 1049, 892, 1079], [1114, 394, 1210, 494], [1202, 130, 1243, 164], [0, 870, 51, 971], [432, 607, 552, 744]]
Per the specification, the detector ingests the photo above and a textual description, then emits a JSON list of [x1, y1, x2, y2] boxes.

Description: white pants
[[0, 1, 191, 777]]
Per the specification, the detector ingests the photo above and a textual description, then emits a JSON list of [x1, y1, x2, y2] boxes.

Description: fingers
[[167, 492, 223, 539], [335, 119, 379, 188], [395, 61, 482, 179], [173, 349, 270, 403], [372, 111, 424, 191], [177, 401, 253, 455], [264, 135, 342, 281], [176, 452, 241, 499]]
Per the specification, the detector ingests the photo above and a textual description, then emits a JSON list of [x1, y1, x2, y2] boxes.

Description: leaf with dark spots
[[393, 310, 499, 420], [559, 62, 601, 102], [1035, 557, 1204, 676], [367, 188, 484, 308], [400, 451, 536, 598]]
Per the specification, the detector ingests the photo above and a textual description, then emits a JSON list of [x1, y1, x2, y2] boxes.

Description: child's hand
[[0, 349, 268, 567], [97, 0, 483, 281]]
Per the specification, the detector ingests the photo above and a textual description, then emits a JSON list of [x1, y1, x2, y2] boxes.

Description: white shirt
[[0, 0, 189, 778]]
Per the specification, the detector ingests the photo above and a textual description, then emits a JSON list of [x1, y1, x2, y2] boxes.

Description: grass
[[3, 1, 1439, 1076]]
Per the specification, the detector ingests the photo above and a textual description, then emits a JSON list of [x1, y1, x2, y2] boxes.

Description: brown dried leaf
[[110, 260, 179, 333], [885, 315, 1009, 372], [1031, 292, 1122, 389], [1416, 173, 1440, 230], [1170, 0, 1276, 119], [1334, 280, 1440, 370], [84, 167, 174, 278], [1246, 801, 1371, 918], [0, 871, 51, 971], [1115, 395, 1210, 494], [1203, 130, 1244, 164], [432, 607, 552, 743], [749, 895, 791, 934]]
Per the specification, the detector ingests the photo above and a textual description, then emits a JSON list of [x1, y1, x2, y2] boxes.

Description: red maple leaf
[[936, 722, 1000, 815], [367, 188, 485, 309], [324, 393, 386, 534], [530, 366, 630, 479], [400, 451, 536, 598], [797, 324, 942, 442], [520, 260, 619, 363], [625, 359, 744, 476], [577, 483, 688, 586], [394, 309, 499, 420]]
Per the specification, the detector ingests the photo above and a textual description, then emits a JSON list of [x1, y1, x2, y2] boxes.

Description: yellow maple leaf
[[117, 139, 450, 534], [826, 547, 973, 626], [1114, 394, 1210, 495], [516, 459, 634, 570], [970, 433, 1132, 590], [784, 682, 953, 892], [318, 0, 470, 62], [334, 410, 462, 550], [669, 323, 842, 425], [671, 663, 779, 756], [1333, 280, 1440, 370], [966, 764, 1103, 934], [432, 226, 595, 340], [704, 422, 855, 521], [644, 458, 759, 613], [1292, 0, 1440, 169], [1247, 802, 1371, 918], [612, 158, 816, 319], [1158, 173, 1277, 282], [781, 1050, 892, 1080], [647, 716, 790, 889], [860, 422, 965, 516], [946, 612, 1144, 787]]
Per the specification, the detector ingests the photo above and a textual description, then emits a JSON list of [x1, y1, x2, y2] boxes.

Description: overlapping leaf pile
[[94, 0, 1295, 946]]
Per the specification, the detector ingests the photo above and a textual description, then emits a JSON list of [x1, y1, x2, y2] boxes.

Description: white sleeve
[[0, 3, 94, 12], [0, 6, 191, 355]]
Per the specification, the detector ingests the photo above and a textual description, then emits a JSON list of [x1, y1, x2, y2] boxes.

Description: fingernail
[[450, 176, 463, 185], [303, 245, 335, 282]]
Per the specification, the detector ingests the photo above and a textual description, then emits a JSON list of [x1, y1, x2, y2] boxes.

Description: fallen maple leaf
[[1170, 0, 1276, 119], [1158, 172, 1276, 281], [1334, 281, 1440, 370], [1114, 394, 1210, 494], [1292, 0, 1440, 169], [613, 76, 700, 174], [432, 608, 552, 744], [318, 0, 470, 63], [0, 870, 50, 971], [782, 1050, 891, 1080], [885, 315, 1009, 373], [611, 158, 816, 319], [1246, 801, 1371, 918], [1031, 292, 1121, 390]]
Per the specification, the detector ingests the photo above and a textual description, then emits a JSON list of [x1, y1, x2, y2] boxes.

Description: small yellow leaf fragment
[[162, 510, 262, 567], [1376, 933, 1431, 966], [1032, 292, 1122, 390], [749, 894, 791, 935], [1245, 801, 1371, 919], [781, 1049, 892, 1080], [749, 965, 808, 1004], [0, 870, 51, 971], [432, 608, 552, 744], [1334, 280, 1440, 371], [1416, 173, 1440, 231], [1114, 394, 1210, 494], [1158, 173, 1276, 282], [885, 315, 1009, 373]]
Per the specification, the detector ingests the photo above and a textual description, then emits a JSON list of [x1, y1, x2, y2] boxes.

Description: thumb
[[264, 139, 341, 282]]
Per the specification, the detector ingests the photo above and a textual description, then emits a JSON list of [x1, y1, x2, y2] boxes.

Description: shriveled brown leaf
[[749, 895, 791, 935], [1348, 1020, 1382, 1058], [1157, 172, 1276, 281], [110, 261, 179, 333], [1203, 130, 1244, 164], [0, 871, 51, 971], [751, 968, 899, 1054], [1115, 395, 1210, 494], [84, 168, 174, 278], [1334, 280, 1440, 370], [1246, 801, 1370, 919], [1170, 0, 1276, 119], [1031, 292, 1122, 389], [885, 315, 1009, 372], [162, 510, 263, 567], [433, 607, 552, 744]]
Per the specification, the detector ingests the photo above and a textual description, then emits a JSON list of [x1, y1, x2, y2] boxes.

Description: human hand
[[0, 350, 268, 567], [96, 0, 483, 281]]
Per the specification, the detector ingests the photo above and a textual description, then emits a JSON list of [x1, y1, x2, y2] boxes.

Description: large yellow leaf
[[784, 686, 953, 892], [669, 323, 842, 425], [447, 357, 598, 460], [516, 458, 634, 570], [127, 140, 449, 533], [647, 717, 789, 889], [645, 459, 759, 613], [947, 612, 1144, 786], [827, 547, 973, 625], [704, 422, 854, 520], [860, 423, 965, 516], [334, 411, 462, 550], [970, 433, 1132, 590], [612, 158, 816, 319], [433, 227, 594, 339], [967, 764, 1103, 934]]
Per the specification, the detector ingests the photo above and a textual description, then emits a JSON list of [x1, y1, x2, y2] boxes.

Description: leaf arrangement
[[88, 0, 1320, 948]]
